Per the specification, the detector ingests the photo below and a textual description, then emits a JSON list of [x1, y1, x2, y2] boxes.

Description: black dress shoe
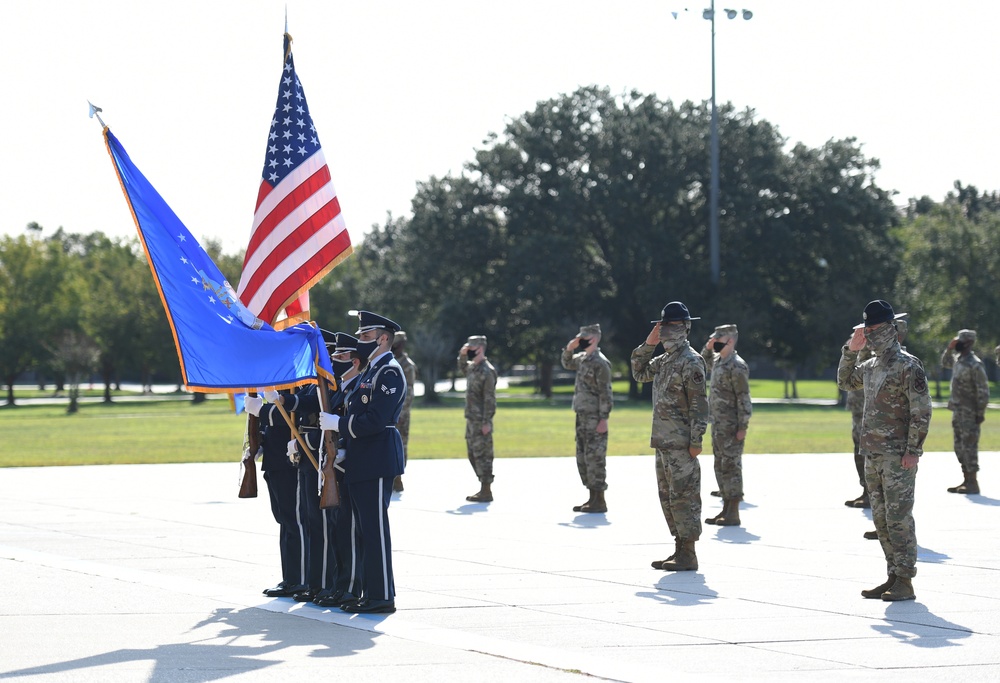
[[314, 590, 354, 608], [264, 583, 308, 598], [341, 598, 395, 614], [293, 588, 320, 602], [262, 581, 289, 597]]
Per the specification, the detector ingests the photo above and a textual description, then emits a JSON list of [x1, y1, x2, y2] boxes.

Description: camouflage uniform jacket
[[561, 348, 613, 419], [459, 357, 497, 426], [631, 341, 709, 450], [837, 342, 931, 458], [397, 352, 417, 414], [941, 350, 989, 419], [700, 349, 752, 431]]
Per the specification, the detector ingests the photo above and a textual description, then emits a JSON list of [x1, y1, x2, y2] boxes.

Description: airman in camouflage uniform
[[941, 329, 989, 495], [846, 315, 907, 516], [391, 331, 418, 492], [562, 323, 613, 513], [700, 324, 751, 527], [632, 301, 708, 572], [459, 335, 497, 502], [838, 300, 931, 602], [844, 342, 874, 508]]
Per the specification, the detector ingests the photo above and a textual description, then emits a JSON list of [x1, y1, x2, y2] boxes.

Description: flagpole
[[274, 400, 319, 471]]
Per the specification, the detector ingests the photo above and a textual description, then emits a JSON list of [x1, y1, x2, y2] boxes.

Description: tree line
[[3, 86, 999, 408]]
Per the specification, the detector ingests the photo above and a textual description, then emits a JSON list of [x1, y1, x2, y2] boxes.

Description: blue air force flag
[[102, 127, 333, 392]]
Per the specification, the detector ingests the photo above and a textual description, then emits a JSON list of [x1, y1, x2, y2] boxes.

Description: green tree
[[895, 189, 1000, 385], [0, 229, 77, 405]]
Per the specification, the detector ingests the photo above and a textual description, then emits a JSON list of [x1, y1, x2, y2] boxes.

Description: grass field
[[2, 394, 999, 467]]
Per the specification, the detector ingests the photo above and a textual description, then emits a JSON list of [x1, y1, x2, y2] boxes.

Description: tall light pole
[[704, 3, 752, 285]]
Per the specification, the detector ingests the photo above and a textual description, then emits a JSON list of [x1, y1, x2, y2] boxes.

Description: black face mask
[[467, 349, 478, 361], [713, 341, 726, 353], [356, 339, 378, 360], [577, 338, 591, 350], [331, 359, 353, 376]]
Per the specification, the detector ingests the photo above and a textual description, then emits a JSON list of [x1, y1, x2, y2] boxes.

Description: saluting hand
[[645, 323, 661, 346], [848, 327, 866, 352]]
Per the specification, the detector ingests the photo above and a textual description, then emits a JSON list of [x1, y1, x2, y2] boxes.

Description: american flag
[[237, 32, 352, 326]]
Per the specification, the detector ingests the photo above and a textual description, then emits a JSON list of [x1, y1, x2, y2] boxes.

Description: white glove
[[319, 411, 340, 432], [335, 448, 347, 464], [262, 389, 280, 403], [286, 439, 300, 464], [244, 395, 263, 416]]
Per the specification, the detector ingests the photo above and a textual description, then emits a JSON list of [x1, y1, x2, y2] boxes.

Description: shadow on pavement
[[0, 607, 378, 682], [871, 602, 974, 648], [636, 573, 719, 607]]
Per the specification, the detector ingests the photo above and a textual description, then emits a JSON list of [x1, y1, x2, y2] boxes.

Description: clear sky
[[4, 0, 999, 254]]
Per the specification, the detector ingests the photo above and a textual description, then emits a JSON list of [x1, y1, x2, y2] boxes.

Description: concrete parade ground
[[0, 451, 998, 682]]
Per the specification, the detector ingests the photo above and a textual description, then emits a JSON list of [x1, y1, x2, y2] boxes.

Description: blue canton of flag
[[102, 128, 334, 392], [264, 49, 321, 186]]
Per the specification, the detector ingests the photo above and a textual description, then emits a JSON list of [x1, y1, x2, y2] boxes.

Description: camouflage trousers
[[397, 410, 410, 464], [710, 426, 744, 499], [654, 447, 702, 541], [951, 410, 980, 473], [465, 420, 494, 483], [864, 452, 918, 579], [575, 412, 608, 491], [851, 411, 865, 487]]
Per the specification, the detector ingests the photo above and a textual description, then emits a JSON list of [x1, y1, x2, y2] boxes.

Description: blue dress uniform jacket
[[341, 353, 407, 483], [340, 352, 406, 603]]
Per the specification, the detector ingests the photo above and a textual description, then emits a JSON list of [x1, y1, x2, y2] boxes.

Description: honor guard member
[[391, 331, 418, 492], [320, 311, 405, 614], [632, 301, 708, 572], [281, 368, 336, 604], [459, 335, 498, 502], [314, 332, 365, 608], [838, 300, 931, 602], [562, 324, 613, 513], [245, 389, 308, 598], [941, 329, 989, 494], [700, 323, 751, 527]]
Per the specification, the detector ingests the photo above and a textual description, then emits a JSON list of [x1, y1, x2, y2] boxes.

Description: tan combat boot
[[573, 490, 595, 512], [581, 490, 607, 513], [660, 539, 698, 571], [861, 573, 895, 599], [844, 489, 870, 508], [705, 503, 725, 525], [466, 481, 493, 503], [881, 576, 915, 601], [716, 498, 741, 526], [947, 470, 970, 493], [651, 538, 679, 569], [962, 471, 980, 495]]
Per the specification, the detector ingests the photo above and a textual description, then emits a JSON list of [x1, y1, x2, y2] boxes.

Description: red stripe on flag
[[239, 196, 343, 308], [258, 231, 353, 322], [245, 165, 333, 264]]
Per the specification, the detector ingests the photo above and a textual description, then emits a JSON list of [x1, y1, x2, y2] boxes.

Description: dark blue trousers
[[263, 466, 306, 587], [348, 477, 395, 602]]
